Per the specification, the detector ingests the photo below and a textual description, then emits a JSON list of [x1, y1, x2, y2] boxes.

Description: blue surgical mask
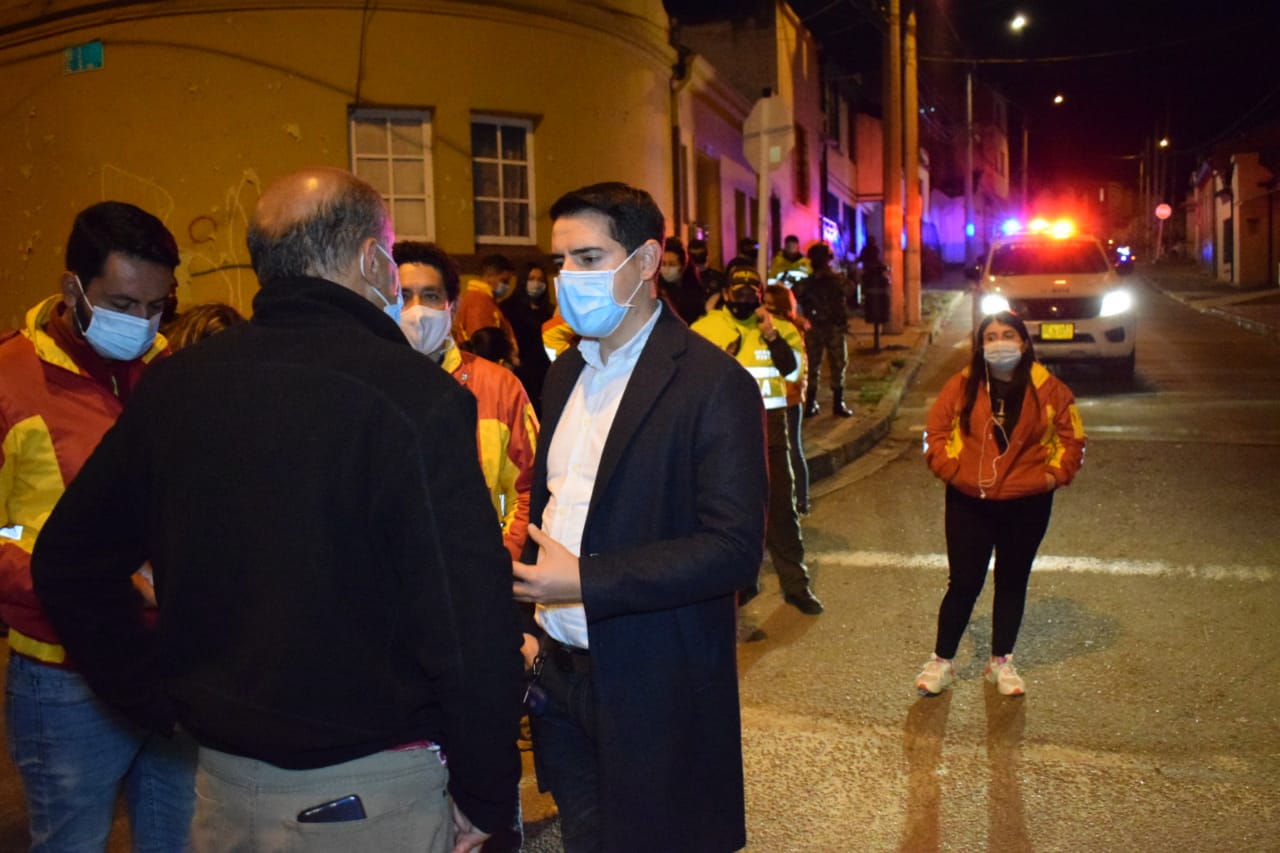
[[73, 276, 161, 361], [555, 246, 646, 338], [983, 340, 1023, 373], [363, 243, 402, 324]]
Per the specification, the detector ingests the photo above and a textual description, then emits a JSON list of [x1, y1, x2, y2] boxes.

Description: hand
[[449, 802, 491, 853], [521, 632, 540, 671], [756, 306, 777, 339], [512, 525, 582, 604], [1044, 472, 1057, 491], [131, 563, 157, 608]]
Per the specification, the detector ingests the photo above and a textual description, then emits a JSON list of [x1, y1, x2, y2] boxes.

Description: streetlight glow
[[1158, 137, 1170, 148], [1010, 13, 1028, 31], [1053, 94, 1065, 105]]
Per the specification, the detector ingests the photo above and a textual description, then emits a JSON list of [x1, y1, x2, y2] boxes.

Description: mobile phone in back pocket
[[296, 794, 366, 823]]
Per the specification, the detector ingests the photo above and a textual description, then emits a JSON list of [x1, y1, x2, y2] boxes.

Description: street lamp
[[1053, 93, 1065, 105], [1010, 13, 1028, 32]]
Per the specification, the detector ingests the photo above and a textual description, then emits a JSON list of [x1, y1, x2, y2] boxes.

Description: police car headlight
[[1099, 289, 1133, 317], [980, 293, 1010, 315]]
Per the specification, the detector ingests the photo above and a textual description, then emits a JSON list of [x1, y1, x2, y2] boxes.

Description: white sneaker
[[915, 656, 955, 696], [985, 655, 1026, 696]]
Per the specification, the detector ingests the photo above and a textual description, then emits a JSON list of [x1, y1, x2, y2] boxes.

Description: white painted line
[[819, 550, 1275, 582]]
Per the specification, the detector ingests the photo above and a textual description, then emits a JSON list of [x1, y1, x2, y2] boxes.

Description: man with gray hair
[[32, 167, 523, 852]]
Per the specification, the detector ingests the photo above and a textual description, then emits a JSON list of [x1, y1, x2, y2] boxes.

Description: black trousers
[[758, 407, 810, 597], [934, 486, 1054, 659], [805, 323, 848, 393]]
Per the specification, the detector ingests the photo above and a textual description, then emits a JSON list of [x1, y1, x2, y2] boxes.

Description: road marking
[[818, 550, 1275, 582]]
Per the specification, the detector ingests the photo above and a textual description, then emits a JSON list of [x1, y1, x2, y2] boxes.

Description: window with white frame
[[471, 115, 534, 243], [350, 109, 435, 240]]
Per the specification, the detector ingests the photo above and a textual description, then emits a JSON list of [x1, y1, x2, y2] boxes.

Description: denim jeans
[[5, 654, 197, 852]]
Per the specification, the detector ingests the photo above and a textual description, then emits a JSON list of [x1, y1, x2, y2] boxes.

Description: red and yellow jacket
[[0, 296, 166, 665], [541, 310, 576, 361], [453, 279, 520, 359], [924, 362, 1085, 500], [442, 340, 538, 560]]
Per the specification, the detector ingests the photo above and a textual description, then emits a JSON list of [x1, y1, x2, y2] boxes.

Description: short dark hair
[[784, 234, 799, 245], [737, 236, 758, 256], [393, 241, 462, 304], [479, 253, 514, 275], [806, 242, 832, 266], [247, 178, 386, 284], [549, 182, 664, 254], [663, 236, 687, 266], [65, 201, 179, 283]]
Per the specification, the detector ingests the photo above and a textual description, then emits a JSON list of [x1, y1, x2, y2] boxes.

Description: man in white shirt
[[512, 182, 768, 853]]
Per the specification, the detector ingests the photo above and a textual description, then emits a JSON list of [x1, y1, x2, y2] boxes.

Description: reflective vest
[[691, 308, 803, 411]]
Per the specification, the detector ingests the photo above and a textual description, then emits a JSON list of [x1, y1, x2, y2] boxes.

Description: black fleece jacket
[[32, 276, 522, 834]]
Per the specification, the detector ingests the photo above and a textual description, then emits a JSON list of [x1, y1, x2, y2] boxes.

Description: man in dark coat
[[513, 182, 768, 853], [32, 167, 523, 853]]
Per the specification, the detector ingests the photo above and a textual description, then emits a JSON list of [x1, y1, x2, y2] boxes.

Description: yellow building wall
[[0, 1, 674, 325]]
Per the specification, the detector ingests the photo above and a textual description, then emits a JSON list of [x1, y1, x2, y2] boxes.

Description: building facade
[[0, 0, 674, 322]]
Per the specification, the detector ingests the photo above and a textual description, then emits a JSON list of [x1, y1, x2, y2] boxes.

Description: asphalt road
[[733, 271, 1280, 851]]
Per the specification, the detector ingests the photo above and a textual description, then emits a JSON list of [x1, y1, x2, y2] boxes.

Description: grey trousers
[[192, 744, 451, 852]]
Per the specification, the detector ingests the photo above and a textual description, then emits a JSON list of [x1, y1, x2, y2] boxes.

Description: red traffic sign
[[1155, 203, 1172, 220]]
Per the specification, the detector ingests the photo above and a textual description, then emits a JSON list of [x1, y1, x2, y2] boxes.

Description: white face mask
[[659, 265, 682, 284], [399, 304, 453, 356], [555, 246, 645, 338], [983, 339, 1023, 373], [73, 276, 161, 361], [526, 280, 547, 299]]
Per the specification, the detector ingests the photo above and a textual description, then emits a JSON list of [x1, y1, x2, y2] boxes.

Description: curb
[[1153, 286, 1280, 341], [805, 290, 965, 484]]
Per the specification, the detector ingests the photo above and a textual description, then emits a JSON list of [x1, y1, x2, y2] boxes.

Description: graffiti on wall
[[99, 164, 259, 316], [183, 169, 261, 314]]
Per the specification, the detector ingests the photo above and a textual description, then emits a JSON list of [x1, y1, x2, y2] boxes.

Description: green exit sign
[[64, 40, 104, 74]]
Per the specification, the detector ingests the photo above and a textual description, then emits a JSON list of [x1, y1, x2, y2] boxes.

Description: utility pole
[[903, 9, 921, 326], [964, 67, 976, 267], [882, 0, 904, 333]]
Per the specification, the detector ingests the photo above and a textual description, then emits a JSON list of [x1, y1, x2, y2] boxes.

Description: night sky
[[666, 1, 1280, 191]]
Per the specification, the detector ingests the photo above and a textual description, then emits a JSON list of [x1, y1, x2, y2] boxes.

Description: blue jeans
[[5, 654, 197, 852]]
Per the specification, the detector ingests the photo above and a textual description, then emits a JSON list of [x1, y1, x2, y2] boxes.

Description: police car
[[968, 219, 1137, 377]]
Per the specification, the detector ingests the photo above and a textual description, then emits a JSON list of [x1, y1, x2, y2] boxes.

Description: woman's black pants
[[934, 485, 1054, 659]]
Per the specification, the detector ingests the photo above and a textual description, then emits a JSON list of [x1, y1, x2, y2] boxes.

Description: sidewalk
[[1139, 260, 1280, 340], [799, 262, 1280, 484], [799, 275, 965, 485]]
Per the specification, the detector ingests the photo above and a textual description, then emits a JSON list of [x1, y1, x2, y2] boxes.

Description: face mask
[[527, 280, 547, 299], [659, 265, 682, 284], [983, 339, 1023, 373], [73, 276, 161, 361], [363, 243, 402, 324], [399, 304, 453, 356], [494, 280, 512, 300], [728, 301, 759, 321], [555, 246, 646, 338]]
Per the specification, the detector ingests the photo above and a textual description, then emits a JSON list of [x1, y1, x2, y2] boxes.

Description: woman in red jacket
[[917, 311, 1086, 697]]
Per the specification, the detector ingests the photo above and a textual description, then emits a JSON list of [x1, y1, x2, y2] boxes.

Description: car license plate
[[1040, 322, 1074, 341]]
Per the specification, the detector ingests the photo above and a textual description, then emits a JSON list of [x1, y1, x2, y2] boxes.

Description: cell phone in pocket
[[296, 794, 366, 823]]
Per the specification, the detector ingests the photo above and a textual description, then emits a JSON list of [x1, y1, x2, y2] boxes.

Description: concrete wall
[[0, 0, 674, 323]]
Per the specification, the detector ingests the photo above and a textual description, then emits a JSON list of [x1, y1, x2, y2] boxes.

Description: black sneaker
[[783, 589, 824, 615]]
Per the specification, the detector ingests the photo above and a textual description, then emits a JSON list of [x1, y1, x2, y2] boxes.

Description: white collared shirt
[[535, 304, 664, 649]]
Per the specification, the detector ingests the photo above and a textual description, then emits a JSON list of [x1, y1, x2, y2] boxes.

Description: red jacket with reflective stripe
[[0, 297, 165, 662]]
